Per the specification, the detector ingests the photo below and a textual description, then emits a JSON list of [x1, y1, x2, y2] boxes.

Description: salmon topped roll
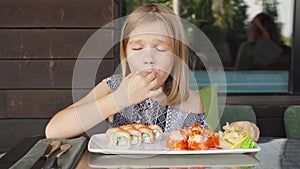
[[105, 124, 164, 148], [148, 124, 163, 141], [108, 129, 131, 149], [105, 127, 122, 145], [137, 127, 155, 144], [126, 128, 142, 145]]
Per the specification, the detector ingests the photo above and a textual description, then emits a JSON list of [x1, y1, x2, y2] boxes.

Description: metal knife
[[30, 140, 61, 169]]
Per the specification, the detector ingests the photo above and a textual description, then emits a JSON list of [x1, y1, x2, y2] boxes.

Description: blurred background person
[[235, 12, 291, 70]]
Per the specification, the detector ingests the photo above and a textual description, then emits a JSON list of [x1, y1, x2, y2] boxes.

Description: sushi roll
[[105, 127, 122, 145], [148, 124, 163, 141], [137, 127, 155, 144], [126, 128, 142, 145], [109, 129, 131, 149]]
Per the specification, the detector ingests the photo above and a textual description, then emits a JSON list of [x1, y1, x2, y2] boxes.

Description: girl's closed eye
[[155, 45, 168, 52], [131, 44, 143, 51]]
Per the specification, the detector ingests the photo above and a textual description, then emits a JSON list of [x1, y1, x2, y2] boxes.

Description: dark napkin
[[281, 138, 300, 168], [9, 136, 87, 169]]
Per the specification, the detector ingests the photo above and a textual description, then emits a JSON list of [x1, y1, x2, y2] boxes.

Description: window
[[122, 0, 297, 94]]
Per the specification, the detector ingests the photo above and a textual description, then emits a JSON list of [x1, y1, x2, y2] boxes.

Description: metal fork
[[50, 144, 72, 169]]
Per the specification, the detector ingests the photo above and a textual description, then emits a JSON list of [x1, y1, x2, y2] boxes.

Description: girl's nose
[[143, 51, 155, 65], [144, 60, 154, 65]]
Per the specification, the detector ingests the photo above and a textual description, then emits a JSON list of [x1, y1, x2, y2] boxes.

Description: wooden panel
[[0, 29, 115, 59], [0, 89, 116, 119], [0, 0, 120, 154], [1, 90, 92, 118], [253, 105, 286, 118], [0, 93, 8, 118], [0, 0, 114, 28], [0, 60, 115, 89], [226, 95, 300, 105]]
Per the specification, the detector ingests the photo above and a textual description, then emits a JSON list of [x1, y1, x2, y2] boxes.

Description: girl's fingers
[[145, 71, 156, 82], [230, 121, 260, 142], [250, 123, 260, 142], [133, 70, 156, 84], [148, 77, 159, 90], [136, 69, 151, 77], [148, 87, 163, 98]]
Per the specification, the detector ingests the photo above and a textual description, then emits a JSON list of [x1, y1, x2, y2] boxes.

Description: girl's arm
[[45, 81, 118, 138], [46, 70, 162, 138]]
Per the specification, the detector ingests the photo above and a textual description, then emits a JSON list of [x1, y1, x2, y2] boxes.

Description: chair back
[[284, 106, 300, 138], [220, 105, 257, 130]]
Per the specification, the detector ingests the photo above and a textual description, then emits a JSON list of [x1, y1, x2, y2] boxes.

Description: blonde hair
[[120, 3, 189, 106]]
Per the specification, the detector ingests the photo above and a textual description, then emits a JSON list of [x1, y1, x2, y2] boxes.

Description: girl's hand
[[230, 121, 260, 142], [112, 70, 163, 111]]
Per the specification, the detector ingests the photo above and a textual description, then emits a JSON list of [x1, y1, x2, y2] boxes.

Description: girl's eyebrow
[[153, 38, 171, 46], [128, 36, 171, 45], [128, 37, 171, 46], [128, 39, 143, 45]]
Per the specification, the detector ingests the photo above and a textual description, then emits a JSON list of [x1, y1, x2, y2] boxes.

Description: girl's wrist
[[111, 90, 130, 112]]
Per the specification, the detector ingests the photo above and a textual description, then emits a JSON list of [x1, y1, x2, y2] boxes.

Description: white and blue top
[[103, 74, 208, 133]]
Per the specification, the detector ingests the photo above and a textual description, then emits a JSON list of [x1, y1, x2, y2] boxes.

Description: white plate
[[88, 133, 261, 155]]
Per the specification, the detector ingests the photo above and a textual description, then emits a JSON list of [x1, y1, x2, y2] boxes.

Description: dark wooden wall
[[0, 0, 121, 152]]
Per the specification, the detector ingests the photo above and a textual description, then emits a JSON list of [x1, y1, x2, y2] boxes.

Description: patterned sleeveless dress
[[103, 74, 208, 133]]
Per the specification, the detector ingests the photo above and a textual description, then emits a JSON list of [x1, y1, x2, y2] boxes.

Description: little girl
[[46, 3, 259, 140]]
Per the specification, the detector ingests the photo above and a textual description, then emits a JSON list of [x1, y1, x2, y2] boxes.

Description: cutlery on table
[[31, 140, 61, 169], [50, 144, 72, 169]]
